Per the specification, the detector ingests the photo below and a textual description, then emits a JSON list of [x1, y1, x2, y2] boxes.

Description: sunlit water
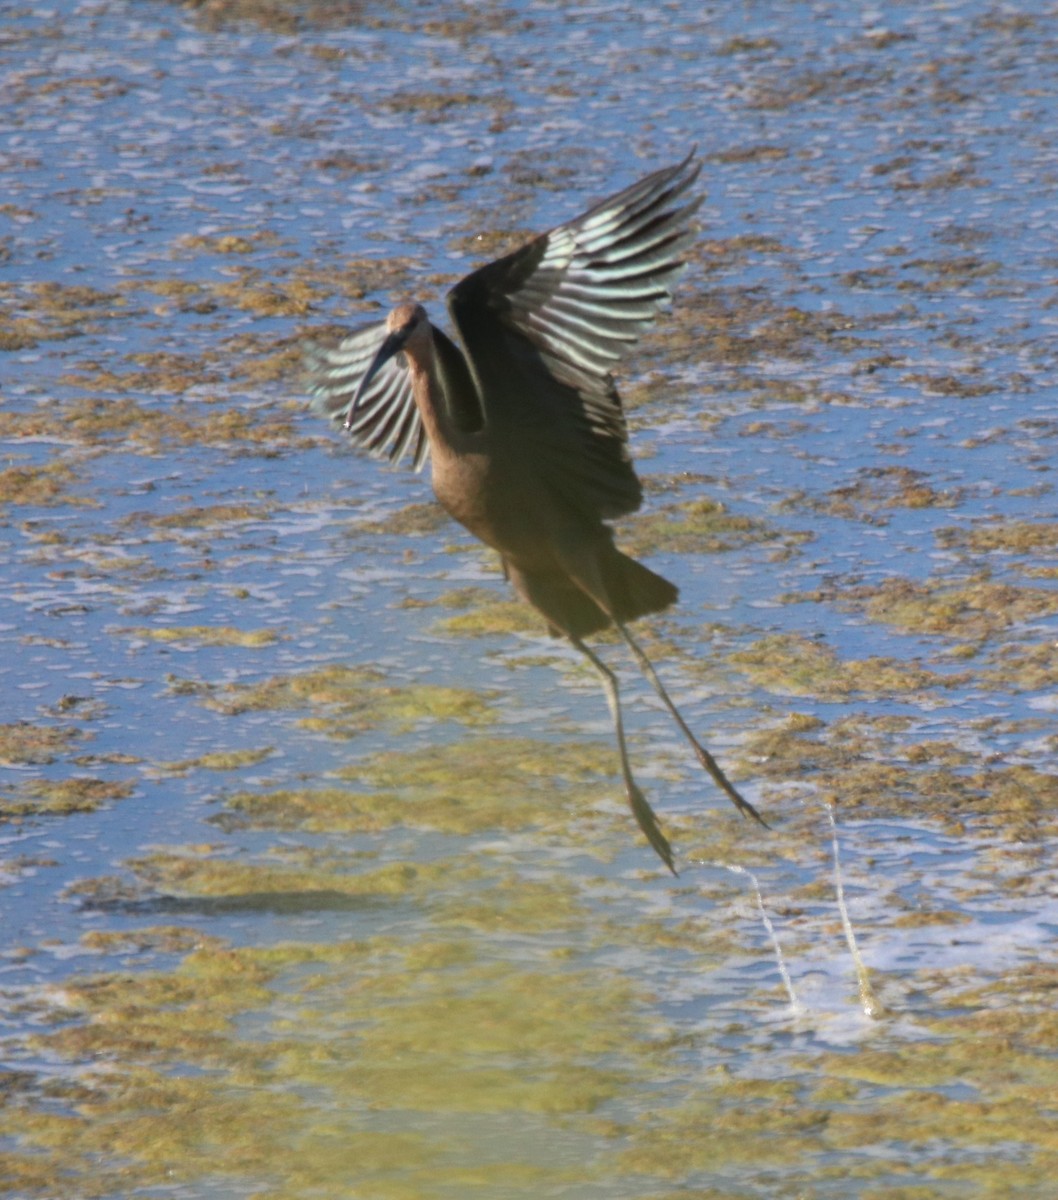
[[1, 1, 1057, 1196]]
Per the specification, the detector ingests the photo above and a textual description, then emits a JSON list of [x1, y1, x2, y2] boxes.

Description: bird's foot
[[627, 782, 678, 876], [690, 743, 770, 830]]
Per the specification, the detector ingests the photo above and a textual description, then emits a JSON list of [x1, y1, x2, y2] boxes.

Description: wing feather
[[446, 151, 700, 520], [305, 321, 429, 471]]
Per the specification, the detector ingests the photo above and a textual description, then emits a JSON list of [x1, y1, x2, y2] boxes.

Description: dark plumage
[[306, 152, 766, 872]]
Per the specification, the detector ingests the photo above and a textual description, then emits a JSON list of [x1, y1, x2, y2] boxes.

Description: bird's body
[[424, 357, 677, 639], [307, 153, 765, 871]]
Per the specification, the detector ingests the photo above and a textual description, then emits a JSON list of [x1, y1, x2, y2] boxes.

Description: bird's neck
[[405, 335, 465, 453]]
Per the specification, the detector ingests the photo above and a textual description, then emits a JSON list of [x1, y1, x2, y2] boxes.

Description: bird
[[305, 151, 766, 873]]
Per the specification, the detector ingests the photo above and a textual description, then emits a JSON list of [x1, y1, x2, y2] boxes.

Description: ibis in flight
[[306, 152, 766, 872]]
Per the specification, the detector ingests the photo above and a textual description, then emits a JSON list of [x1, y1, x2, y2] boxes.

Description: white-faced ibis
[[306, 152, 766, 872]]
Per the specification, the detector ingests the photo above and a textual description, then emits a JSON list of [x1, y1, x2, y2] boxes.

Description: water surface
[[2, 2, 1057, 1196]]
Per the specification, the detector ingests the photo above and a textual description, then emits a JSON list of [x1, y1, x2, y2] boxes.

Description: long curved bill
[[345, 327, 410, 430]]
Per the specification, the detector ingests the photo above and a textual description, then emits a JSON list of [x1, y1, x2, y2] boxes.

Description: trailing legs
[[567, 633, 677, 874], [614, 620, 768, 828]]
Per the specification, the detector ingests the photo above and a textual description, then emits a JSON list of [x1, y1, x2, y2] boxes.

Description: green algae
[[193, 663, 495, 732], [937, 519, 1058, 555], [619, 497, 806, 557], [221, 785, 412, 833], [430, 587, 544, 637], [0, 318, 58, 351], [980, 640, 1058, 690], [806, 572, 1058, 646], [0, 924, 666, 1198], [334, 735, 618, 838], [120, 624, 278, 648], [868, 575, 1058, 640], [731, 632, 964, 699], [358, 501, 450, 536], [79, 925, 225, 956], [210, 267, 320, 316], [0, 722, 80, 766], [352, 734, 612, 790], [816, 465, 960, 521], [133, 501, 271, 530], [0, 461, 92, 508], [736, 712, 1058, 837], [618, 1086, 829, 1176], [805, 985, 1058, 1181], [222, 735, 617, 841], [606, 962, 1058, 1192], [59, 351, 224, 395], [431, 871, 592, 935], [7, 395, 302, 455], [166, 0, 373, 34], [749, 63, 887, 109], [667, 288, 864, 374], [128, 847, 437, 900], [9, 846, 1058, 1200], [177, 231, 279, 255], [0, 776, 134, 817], [304, 963, 645, 1114], [383, 90, 494, 121], [0, 281, 127, 350], [156, 747, 274, 774]]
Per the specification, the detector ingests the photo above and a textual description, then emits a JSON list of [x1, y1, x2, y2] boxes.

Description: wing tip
[[303, 347, 353, 423], [302, 323, 429, 471]]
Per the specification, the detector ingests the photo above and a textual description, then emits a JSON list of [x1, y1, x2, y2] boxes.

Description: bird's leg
[[567, 634, 677, 875], [550, 534, 768, 832], [613, 620, 768, 828]]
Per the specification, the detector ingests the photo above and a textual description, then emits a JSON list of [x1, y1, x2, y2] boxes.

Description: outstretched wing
[[447, 151, 700, 520], [305, 321, 428, 471]]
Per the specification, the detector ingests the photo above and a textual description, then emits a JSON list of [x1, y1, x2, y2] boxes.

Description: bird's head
[[385, 302, 428, 341]]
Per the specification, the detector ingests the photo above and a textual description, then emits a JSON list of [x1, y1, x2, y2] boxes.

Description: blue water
[[1, 1, 1057, 1195]]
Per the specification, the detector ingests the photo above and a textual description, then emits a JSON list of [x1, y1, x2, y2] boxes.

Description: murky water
[[2, 1, 1057, 1196]]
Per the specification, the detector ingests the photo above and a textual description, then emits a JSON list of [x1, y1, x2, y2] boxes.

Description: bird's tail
[[506, 548, 677, 639], [604, 550, 679, 629]]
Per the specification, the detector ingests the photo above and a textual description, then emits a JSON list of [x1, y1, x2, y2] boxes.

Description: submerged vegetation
[[2, 0, 1057, 1195]]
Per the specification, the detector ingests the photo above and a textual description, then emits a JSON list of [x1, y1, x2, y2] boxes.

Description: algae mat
[[2, 1, 1057, 1196]]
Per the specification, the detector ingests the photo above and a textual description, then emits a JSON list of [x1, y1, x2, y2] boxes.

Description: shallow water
[[2, 1, 1058, 1196]]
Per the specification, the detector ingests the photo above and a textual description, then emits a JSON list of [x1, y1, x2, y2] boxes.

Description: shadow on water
[[74, 889, 405, 917]]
